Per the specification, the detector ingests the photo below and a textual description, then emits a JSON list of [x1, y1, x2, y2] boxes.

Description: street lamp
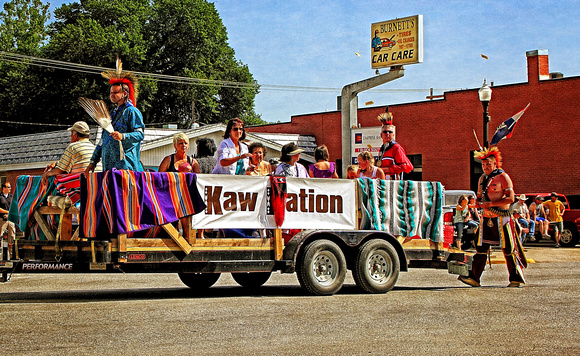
[[478, 79, 492, 148]]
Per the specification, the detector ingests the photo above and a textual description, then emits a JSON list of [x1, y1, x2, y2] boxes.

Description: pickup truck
[[523, 193, 580, 247]]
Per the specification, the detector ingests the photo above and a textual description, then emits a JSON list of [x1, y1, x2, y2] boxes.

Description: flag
[[490, 103, 530, 145]]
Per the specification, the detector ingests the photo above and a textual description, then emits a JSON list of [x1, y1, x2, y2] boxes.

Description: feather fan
[[78, 97, 124, 160]]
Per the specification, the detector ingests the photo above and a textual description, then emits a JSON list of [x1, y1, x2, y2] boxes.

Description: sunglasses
[[382, 130, 394, 134], [232, 127, 244, 132]]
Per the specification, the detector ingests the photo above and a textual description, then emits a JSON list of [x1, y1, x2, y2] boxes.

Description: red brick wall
[[248, 57, 580, 196]]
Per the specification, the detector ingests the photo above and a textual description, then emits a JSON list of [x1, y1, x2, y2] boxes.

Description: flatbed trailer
[[1, 173, 469, 295]]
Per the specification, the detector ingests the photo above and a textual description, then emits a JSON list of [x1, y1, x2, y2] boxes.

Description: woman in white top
[[357, 151, 386, 180], [212, 118, 251, 175]]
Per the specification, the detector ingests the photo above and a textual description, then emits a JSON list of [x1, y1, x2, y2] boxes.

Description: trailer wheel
[[353, 239, 400, 294], [178, 272, 221, 289], [297, 239, 346, 296], [231, 272, 272, 288]]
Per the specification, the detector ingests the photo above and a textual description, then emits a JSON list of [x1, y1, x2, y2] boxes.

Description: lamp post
[[478, 79, 492, 148]]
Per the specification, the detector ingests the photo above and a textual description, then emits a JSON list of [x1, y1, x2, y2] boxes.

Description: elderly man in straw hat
[[42, 121, 99, 184], [511, 193, 535, 244]]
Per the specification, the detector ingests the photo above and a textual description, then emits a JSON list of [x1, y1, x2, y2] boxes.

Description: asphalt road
[[0, 245, 579, 355]]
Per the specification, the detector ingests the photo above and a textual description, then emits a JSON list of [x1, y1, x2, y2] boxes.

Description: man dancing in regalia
[[458, 147, 527, 288]]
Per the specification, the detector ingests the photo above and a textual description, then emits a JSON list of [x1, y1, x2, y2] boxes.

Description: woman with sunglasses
[[212, 118, 251, 175]]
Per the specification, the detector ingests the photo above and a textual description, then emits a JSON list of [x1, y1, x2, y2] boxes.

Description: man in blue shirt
[[85, 58, 144, 173]]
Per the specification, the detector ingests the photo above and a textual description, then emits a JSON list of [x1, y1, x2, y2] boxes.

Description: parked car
[[443, 190, 478, 249], [522, 193, 580, 247]]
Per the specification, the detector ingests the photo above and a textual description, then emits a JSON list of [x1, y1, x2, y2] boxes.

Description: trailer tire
[[353, 239, 400, 294], [297, 239, 346, 296], [178, 272, 221, 289], [231, 272, 272, 288]]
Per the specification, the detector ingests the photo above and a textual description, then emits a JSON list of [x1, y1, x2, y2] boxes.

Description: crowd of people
[[511, 192, 565, 248], [453, 191, 564, 250]]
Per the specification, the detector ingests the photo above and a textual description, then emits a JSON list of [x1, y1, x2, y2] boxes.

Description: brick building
[[247, 49, 580, 201]]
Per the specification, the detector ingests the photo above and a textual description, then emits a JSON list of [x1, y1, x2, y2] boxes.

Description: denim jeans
[[517, 218, 535, 242], [455, 220, 479, 244]]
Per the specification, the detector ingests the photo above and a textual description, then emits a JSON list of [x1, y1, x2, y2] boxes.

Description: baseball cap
[[67, 121, 90, 135]]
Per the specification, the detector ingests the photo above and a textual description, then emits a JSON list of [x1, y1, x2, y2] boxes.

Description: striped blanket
[[54, 173, 82, 204], [8, 175, 58, 240], [357, 179, 444, 242], [80, 170, 206, 238]]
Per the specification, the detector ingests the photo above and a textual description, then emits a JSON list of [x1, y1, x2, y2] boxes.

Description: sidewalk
[[473, 245, 580, 264]]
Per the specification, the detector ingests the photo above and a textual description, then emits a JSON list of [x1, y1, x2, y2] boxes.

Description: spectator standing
[[468, 196, 481, 224], [212, 118, 251, 175], [529, 196, 550, 240], [246, 142, 272, 176], [511, 194, 535, 244], [195, 137, 217, 174], [308, 145, 339, 178], [453, 195, 479, 250], [158, 133, 200, 173], [275, 143, 308, 177], [0, 182, 15, 246], [543, 192, 566, 248]]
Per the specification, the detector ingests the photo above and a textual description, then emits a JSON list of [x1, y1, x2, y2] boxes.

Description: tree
[[143, 0, 261, 127], [0, 0, 49, 55], [0, 0, 264, 137], [0, 0, 51, 136]]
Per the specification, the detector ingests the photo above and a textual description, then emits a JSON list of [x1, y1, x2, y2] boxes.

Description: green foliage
[[0, 0, 262, 137], [0, 0, 49, 54]]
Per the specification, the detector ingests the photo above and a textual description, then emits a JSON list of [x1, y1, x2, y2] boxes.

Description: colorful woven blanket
[[357, 179, 444, 242], [54, 173, 82, 204], [8, 175, 57, 240], [80, 170, 206, 238]]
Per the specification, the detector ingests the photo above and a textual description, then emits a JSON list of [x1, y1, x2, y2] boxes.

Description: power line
[[0, 119, 69, 127], [0, 52, 457, 94]]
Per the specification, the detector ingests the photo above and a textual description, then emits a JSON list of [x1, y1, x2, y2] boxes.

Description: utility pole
[[340, 66, 404, 177]]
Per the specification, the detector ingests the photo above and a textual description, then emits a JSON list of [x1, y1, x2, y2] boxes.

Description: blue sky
[[44, 0, 580, 123]]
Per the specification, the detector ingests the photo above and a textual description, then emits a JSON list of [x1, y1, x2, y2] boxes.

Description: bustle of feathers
[[377, 112, 393, 126], [101, 56, 139, 105], [473, 146, 502, 169]]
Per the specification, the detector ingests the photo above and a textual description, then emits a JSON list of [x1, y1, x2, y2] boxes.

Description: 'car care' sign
[[371, 15, 423, 69]]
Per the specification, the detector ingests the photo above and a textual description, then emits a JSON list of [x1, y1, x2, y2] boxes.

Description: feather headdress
[[377, 112, 393, 126], [101, 56, 139, 105], [473, 146, 502, 169]]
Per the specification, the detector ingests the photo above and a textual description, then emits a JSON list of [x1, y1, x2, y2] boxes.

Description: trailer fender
[[281, 230, 407, 273]]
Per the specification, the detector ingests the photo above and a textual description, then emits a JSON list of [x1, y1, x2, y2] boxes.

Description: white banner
[[191, 175, 356, 230]]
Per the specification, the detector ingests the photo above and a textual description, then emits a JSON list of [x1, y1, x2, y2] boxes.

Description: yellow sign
[[371, 15, 423, 69]]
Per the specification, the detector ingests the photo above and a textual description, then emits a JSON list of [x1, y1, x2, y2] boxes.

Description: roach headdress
[[377, 111, 393, 126], [473, 146, 502, 169], [101, 56, 139, 105]]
